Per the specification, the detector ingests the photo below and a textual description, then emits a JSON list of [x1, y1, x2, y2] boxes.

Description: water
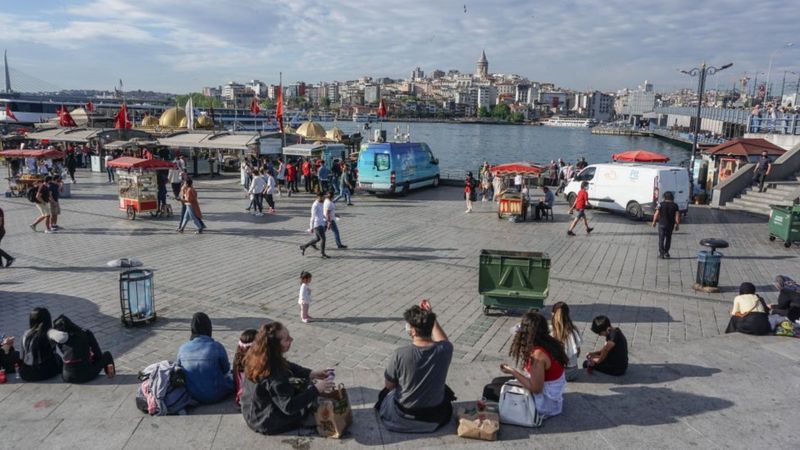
[[318, 121, 689, 175]]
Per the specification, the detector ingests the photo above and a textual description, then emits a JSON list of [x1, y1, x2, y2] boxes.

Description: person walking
[[332, 166, 354, 205], [104, 153, 115, 183], [285, 161, 297, 196], [651, 191, 680, 259], [264, 170, 277, 214], [0, 206, 15, 267], [464, 177, 473, 213], [178, 178, 205, 234], [30, 177, 53, 233], [275, 158, 286, 197], [48, 176, 63, 230], [752, 151, 772, 193], [302, 159, 312, 193], [567, 181, 593, 236], [169, 162, 183, 200], [324, 191, 347, 249], [66, 154, 77, 183], [299, 193, 328, 259], [247, 169, 266, 216]]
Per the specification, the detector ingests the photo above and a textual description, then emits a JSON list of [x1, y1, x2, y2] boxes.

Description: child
[[583, 315, 628, 376], [232, 329, 257, 407], [464, 178, 473, 213], [298, 271, 313, 323], [549, 302, 582, 381], [1, 334, 20, 374]]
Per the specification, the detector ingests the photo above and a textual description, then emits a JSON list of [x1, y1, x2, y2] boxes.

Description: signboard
[[260, 138, 282, 155]]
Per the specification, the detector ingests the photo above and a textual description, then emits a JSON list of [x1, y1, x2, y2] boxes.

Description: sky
[[1, 0, 798, 94]]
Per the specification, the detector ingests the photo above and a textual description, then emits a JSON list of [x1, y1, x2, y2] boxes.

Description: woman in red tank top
[[501, 311, 568, 394]]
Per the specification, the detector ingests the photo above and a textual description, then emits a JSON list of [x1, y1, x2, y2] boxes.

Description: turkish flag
[[86, 101, 95, 112], [59, 106, 77, 127], [114, 104, 131, 129], [250, 97, 261, 115], [377, 99, 387, 118], [5, 104, 18, 121], [276, 86, 284, 132]]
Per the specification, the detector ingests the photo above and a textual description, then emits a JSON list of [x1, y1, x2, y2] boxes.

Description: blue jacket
[[176, 336, 233, 404]]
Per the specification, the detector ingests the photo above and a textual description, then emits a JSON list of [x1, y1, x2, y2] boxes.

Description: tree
[[477, 106, 490, 118], [319, 97, 331, 108], [176, 92, 222, 109], [491, 104, 510, 120], [509, 112, 525, 123]]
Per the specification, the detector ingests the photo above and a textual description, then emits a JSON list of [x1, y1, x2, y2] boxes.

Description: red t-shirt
[[302, 162, 311, 176], [286, 164, 296, 180], [574, 189, 588, 210]]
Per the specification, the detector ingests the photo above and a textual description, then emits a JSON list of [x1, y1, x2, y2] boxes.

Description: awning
[[26, 128, 103, 143], [282, 143, 325, 157], [612, 150, 669, 163], [104, 139, 158, 150], [107, 157, 175, 170], [157, 132, 262, 151], [491, 162, 544, 176], [0, 149, 66, 159]]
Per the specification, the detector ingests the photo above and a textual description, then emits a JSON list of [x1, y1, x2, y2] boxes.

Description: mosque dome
[[196, 115, 214, 129], [159, 107, 186, 128], [141, 116, 159, 127]]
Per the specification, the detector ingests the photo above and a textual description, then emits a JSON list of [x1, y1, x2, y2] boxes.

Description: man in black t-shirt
[[584, 315, 628, 376], [651, 191, 680, 259]]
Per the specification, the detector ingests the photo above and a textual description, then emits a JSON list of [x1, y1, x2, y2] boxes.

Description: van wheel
[[626, 201, 643, 220], [566, 192, 576, 206], [401, 182, 410, 196], [432, 175, 440, 188]]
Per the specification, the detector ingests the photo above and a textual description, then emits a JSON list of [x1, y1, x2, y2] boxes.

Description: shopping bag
[[457, 407, 500, 441], [498, 380, 543, 427], [315, 384, 353, 438]]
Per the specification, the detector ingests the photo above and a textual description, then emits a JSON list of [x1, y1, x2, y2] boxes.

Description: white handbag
[[498, 380, 543, 428]]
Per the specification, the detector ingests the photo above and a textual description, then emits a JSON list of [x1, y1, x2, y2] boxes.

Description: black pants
[[265, 194, 275, 210], [0, 233, 12, 265], [304, 176, 311, 192], [302, 226, 326, 255], [753, 173, 767, 192], [63, 351, 114, 383], [658, 225, 673, 255], [171, 182, 182, 199], [253, 193, 263, 213], [534, 202, 550, 220], [583, 359, 627, 376], [0, 347, 19, 372]]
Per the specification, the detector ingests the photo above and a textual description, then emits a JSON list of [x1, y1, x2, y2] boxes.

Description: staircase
[[724, 175, 800, 216]]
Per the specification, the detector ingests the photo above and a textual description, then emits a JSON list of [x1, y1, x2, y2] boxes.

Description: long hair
[[29, 307, 52, 333], [244, 322, 288, 382], [509, 310, 569, 368], [53, 314, 83, 335], [550, 302, 577, 344], [233, 328, 257, 375]]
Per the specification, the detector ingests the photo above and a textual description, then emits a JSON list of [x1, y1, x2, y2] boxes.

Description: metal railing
[[654, 106, 753, 125], [748, 115, 800, 135]]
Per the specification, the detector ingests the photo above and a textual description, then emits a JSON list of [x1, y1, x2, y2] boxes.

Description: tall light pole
[[680, 62, 733, 174], [765, 42, 793, 104]]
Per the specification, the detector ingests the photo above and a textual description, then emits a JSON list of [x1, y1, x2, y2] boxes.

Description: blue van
[[357, 142, 440, 195]]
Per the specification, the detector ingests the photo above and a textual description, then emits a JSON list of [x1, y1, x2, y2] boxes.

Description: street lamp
[[780, 70, 798, 104], [680, 61, 733, 174], [765, 42, 793, 104]]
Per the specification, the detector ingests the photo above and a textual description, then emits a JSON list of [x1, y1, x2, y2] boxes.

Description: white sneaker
[[44, 229, 54, 234], [465, 209, 472, 213]]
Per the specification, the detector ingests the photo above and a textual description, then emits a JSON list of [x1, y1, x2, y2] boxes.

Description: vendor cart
[[497, 191, 526, 219], [106, 157, 175, 220], [0, 148, 65, 197], [491, 162, 542, 220]]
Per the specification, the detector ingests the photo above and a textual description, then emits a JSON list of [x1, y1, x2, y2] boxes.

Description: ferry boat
[[0, 97, 167, 125], [541, 116, 597, 128], [310, 111, 335, 121], [352, 112, 378, 123]]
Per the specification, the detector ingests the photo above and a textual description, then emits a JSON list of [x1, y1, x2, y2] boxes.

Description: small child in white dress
[[298, 271, 313, 323]]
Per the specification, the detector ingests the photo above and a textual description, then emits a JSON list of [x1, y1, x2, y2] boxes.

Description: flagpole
[[280, 72, 285, 150], [234, 91, 238, 132]]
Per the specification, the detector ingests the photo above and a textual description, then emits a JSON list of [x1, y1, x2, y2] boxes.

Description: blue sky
[[1, 0, 797, 94]]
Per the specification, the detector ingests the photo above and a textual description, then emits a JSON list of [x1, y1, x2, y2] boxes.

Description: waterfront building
[[476, 85, 497, 110], [620, 80, 657, 125], [202, 86, 221, 98], [475, 50, 489, 79], [364, 84, 380, 105], [540, 91, 569, 112], [496, 82, 516, 96], [221, 82, 247, 101], [577, 91, 614, 122], [246, 80, 267, 97], [328, 83, 340, 104]]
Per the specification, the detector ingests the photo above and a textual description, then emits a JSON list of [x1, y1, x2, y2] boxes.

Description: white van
[[564, 163, 690, 219]]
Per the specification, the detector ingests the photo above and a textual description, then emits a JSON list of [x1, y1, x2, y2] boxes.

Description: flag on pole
[[250, 97, 261, 115], [86, 101, 95, 112], [114, 104, 131, 129], [58, 106, 77, 127], [276, 86, 284, 132], [185, 97, 195, 130], [377, 99, 387, 119], [5, 104, 18, 121]]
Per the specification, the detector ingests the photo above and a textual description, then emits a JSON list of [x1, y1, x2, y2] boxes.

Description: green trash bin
[[768, 205, 800, 248], [479, 249, 550, 315]]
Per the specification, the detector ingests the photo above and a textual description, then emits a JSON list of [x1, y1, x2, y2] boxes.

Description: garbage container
[[119, 269, 156, 327], [479, 250, 550, 314], [695, 250, 722, 287], [768, 205, 800, 248]]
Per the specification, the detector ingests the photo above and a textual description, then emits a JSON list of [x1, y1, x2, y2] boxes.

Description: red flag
[[276, 86, 284, 132], [86, 101, 95, 112], [5, 104, 18, 121], [58, 106, 77, 127], [250, 97, 261, 115], [377, 99, 387, 118], [114, 104, 131, 129]]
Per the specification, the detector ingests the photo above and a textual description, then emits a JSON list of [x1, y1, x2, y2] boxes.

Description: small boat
[[541, 117, 597, 128]]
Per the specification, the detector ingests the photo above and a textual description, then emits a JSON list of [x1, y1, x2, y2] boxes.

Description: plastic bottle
[[14, 363, 21, 380], [0, 368, 6, 384]]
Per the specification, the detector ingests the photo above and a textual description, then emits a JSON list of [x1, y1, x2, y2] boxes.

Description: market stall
[[106, 157, 175, 220], [491, 162, 543, 220], [0, 148, 65, 197]]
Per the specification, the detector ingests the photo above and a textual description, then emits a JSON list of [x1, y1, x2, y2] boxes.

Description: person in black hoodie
[[51, 315, 115, 383], [19, 307, 62, 381]]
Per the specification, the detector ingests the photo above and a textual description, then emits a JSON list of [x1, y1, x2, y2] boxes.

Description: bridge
[[653, 106, 800, 137]]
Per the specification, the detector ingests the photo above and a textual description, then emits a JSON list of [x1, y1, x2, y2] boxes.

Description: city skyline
[[1, 0, 796, 93]]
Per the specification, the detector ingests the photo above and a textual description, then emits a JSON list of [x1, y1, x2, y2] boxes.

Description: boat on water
[[541, 116, 597, 128], [352, 112, 378, 123], [0, 97, 167, 125], [310, 111, 335, 121]]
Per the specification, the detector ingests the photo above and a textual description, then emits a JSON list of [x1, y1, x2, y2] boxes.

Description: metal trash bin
[[119, 269, 157, 327], [479, 249, 550, 314], [693, 239, 728, 293], [768, 205, 800, 248]]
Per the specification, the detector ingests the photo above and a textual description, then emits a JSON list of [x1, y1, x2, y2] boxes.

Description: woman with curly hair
[[483, 310, 568, 422], [240, 322, 335, 435]]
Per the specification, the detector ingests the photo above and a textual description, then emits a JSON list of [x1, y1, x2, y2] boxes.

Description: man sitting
[[535, 186, 555, 220], [376, 300, 455, 432]]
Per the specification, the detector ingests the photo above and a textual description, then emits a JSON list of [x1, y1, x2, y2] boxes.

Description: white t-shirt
[[550, 325, 582, 369], [298, 283, 312, 305], [265, 175, 276, 195], [309, 200, 326, 229], [249, 176, 266, 194], [323, 198, 336, 222], [514, 174, 522, 186], [276, 163, 286, 180]]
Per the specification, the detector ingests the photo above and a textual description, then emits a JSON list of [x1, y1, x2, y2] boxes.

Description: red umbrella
[[0, 149, 66, 159], [612, 150, 669, 163], [491, 162, 544, 176], [106, 157, 176, 170]]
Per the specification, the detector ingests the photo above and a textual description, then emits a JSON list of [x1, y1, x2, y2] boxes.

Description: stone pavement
[[0, 170, 798, 449]]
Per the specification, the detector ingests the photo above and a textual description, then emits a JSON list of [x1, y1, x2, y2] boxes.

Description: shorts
[[576, 209, 586, 218], [36, 202, 51, 216], [277, 179, 285, 186], [50, 202, 61, 215]]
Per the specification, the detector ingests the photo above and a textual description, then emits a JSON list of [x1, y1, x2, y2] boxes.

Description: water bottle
[[14, 363, 21, 380]]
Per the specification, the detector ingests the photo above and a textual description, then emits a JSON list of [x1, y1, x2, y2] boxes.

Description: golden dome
[[296, 121, 326, 140], [141, 116, 159, 127], [196, 115, 214, 129], [326, 127, 343, 141], [284, 126, 296, 134], [179, 117, 188, 128], [159, 107, 186, 128]]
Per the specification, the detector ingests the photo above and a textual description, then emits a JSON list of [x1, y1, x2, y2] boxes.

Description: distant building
[[411, 67, 425, 81], [202, 86, 221, 98], [364, 84, 381, 104], [221, 82, 247, 101], [246, 80, 267, 97], [476, 85, 497, 110], [431, 70, 446, 79], [581, 91, 614, 122], [475, 50, 489, 79], [328, 83, 340, 103], [621, 80, 656, 124]]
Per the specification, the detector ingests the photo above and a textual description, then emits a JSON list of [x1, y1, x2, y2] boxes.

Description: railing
[[648, 128, 726, 146], [712, 142, 800, 206], [748, 115, 800, 135], [653, 106, 753, 125]]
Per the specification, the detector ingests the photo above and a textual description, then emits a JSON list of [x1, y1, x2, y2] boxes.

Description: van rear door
[[659, 169, 690, 211]]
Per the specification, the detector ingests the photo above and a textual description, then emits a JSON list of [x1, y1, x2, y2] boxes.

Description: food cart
[[0, 148, 65, 197], [106, 157, 175, 220], [491, 162, 543, 220]]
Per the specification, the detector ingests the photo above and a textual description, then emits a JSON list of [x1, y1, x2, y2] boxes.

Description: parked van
[[357, 142, 440, 195], [563, 163, 690, 219]]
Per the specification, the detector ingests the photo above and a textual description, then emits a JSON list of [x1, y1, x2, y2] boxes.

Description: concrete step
[[722, 203, 770, 216], [727, 197, 773, 214], [740, 190, 793, 203]]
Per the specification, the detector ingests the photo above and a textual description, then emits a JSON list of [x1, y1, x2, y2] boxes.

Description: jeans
[[304, 175, 311, 192], [180, 206, 204, 230], [106, 167, 114, 182], [333, 187, 351, 204], [252, 193, 263, 213], [753, 172, 767, 192], [331, 176, 340, 194], [302, 226, 327, 255], [658, 225, 673, 255], [329, 221, 343, 247]]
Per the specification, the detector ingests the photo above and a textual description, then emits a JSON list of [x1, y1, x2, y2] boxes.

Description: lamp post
[[765, 42, 793, 104], [680, 62, 733, 173]]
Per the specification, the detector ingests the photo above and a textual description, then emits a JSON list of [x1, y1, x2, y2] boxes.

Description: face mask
[[404, 323, 412, 334]]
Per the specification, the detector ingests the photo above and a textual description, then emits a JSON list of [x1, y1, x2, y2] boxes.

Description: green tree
[[491, 104, 510, 120], [176, 93, 223, 109], [509, 112, 525, 123], [477, 106, 490, 118], [319, 97, 331, 108]]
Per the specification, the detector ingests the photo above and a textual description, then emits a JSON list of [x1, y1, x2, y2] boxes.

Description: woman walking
[[178, 178, 206, 234]]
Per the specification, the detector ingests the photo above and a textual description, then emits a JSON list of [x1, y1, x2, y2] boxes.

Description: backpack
[[134, 361, 196, 415], [27, 186, 38, 203]]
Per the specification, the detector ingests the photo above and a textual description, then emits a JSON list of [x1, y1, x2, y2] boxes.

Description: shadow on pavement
[[575, 363, 720, 385], [313, 316, 397, 325], [568, 303, 676, 323]]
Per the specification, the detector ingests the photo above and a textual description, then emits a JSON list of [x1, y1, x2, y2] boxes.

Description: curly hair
[[244, 322, 288, 382], [509, 310, 569, 368]]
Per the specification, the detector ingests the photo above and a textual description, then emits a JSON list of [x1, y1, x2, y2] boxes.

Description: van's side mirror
[[432, 158, 439, 165]]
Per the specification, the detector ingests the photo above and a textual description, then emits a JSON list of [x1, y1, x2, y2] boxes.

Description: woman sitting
[[484, 311, 568, 425], [51, 315, 115, 383], [240, 322, 334, 435], [19, 307, 62, 381], [176, 312, 233, 404], [726, 282, 771, 335], [1, 334, 20, 374]]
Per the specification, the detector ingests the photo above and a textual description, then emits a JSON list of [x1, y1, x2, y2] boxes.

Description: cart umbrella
[[612, 150, 669, 163], [0, 149, 66, 159], [491, 162, 544, 176], [106, 157, 176, 170]]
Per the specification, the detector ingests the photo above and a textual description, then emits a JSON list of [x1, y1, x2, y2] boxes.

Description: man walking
[[300, 192, 329, 259], [0, 206, 15, 267], [302, 159, 312, 193], [752, 151, 772, 193], [30, 177, 53, 233], [333, 165, 354, 205], [651, 191, 680, 259], [567, 181, 593, 236], [247, 169, 266, 216], [324, 191, 347, 249], [104, 153, 115, 183]]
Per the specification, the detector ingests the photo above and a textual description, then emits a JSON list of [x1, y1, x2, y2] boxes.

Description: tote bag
[[498, 380, 543, 428]]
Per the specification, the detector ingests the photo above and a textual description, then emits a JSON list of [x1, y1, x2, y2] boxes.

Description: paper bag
[[315, 384, 353, 439], [457, 407, 500, 441]]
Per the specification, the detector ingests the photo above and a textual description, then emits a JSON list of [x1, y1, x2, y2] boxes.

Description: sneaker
[[301, 317, 309, 324], [346, 203, 354, 206], [30, 224, 36, 232], [44, 229, 54, 234], [320, 254, 330, 259], [337, 245, 348, 249], [465, 209, 471, 213], [567, 230, 576, 236], [51, 225, 60, 230], [586, 227, 594, 234], [300, 245, 306, 256], [665, 252, 671, 258], [5, 257, 15, 268]]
